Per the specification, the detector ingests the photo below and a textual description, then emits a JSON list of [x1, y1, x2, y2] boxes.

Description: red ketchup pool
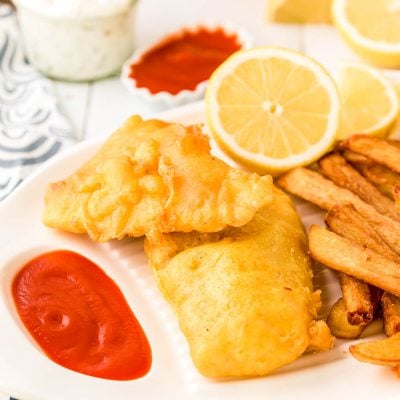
[[12, 250, 151, 380], [128, 26, 242, 94]]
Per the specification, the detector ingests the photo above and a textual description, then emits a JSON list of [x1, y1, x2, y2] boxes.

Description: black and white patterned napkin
[[0, 4, 75, 201]]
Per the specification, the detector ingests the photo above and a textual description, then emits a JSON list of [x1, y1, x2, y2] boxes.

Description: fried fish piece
[[43, 116, 273, 241], [145, 188, 333, 378]]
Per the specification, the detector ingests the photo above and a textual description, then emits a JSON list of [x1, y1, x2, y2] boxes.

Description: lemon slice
[[206, 47, 340, 175], [332, 0, 400, 68], [337, 63, 400, 140]]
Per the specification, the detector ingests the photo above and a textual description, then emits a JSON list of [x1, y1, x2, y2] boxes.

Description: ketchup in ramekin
[[129, 26, 243, 95], [121, 23, 251, 107]]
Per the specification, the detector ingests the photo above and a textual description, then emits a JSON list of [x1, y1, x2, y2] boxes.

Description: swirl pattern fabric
[[0, 4, 75, 201]]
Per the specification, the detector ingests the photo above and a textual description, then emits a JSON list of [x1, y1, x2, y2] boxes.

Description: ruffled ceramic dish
[[121, 22, 252, 108]]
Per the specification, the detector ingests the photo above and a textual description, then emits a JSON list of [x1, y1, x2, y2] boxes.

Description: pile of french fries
[[278, 133, 400, 376]]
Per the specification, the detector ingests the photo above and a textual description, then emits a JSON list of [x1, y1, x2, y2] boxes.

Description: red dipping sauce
[[129, 27, 243, 94], [12, 250, 151, 381]]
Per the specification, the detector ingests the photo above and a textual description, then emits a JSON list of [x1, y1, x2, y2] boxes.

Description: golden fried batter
[[144, 188, 333, 378], [43, 116, 272, 241]]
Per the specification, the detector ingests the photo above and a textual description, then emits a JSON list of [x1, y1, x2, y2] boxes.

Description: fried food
[[326, 203, 400, 329], [277, 167, 371, 212], [309, 225, 400, 297], [319, 153, 400, 221], [144, 188, 333, 378], [394, 184, 400, 211], [341, 148, 400, 199], [278, 167, 400, 254], [325, 203, 400, 263], [326, 298, 365, 339], [350, 332, 400, 367], [355, 163, 400, 199], [43, 116, 273, 241], [339, 134, 400, 174], [338, 274, 378, 326], [341, 149, 373, 165], [382, 292, 400, 337]]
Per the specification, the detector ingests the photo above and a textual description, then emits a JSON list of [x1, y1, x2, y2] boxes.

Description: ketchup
[[129, 27, 242, 94], [12, 250, 151, 380]]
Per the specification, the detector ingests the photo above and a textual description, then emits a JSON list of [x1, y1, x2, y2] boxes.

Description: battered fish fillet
[[144, 188, 333, 378], [43, 116, 272, 241]]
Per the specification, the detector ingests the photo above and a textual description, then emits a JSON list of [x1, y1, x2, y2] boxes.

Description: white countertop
[[54, 0, 398, 141]]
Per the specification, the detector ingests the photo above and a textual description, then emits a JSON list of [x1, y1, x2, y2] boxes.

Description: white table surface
[[55, 0, 391, 142]]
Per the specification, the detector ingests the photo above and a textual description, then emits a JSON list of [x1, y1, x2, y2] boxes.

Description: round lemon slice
[[332, 0, 400, 68], [337, 62, 400, 140], [206, 47, 340, 175]]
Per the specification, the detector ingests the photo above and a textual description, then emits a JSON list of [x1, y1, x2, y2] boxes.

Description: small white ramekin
[[14, 0, 138, 82], [121, 21, 252, 109]]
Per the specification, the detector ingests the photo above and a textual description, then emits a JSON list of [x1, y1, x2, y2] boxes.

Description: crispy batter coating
[[43, 116, 272, 241], [144, 188, 333, 378]]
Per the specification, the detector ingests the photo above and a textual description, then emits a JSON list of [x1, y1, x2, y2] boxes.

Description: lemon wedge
[[337, 63, 399, 140], [332, 0, 400, 68], [206, 47, 340, 176], [267, 0, 332, 23]]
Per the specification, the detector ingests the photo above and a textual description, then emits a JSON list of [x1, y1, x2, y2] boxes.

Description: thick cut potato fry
[[308, 225, 400, 297], [277, 167, 364, 211], [278, 167, 400, 254], [394, 185, 400, 212], [326, 202, 400, 334], [350, 332, 400, 367], [327, 298, 365, 339], [339, 274, 376, 326], [339, 134, 400, 174], [341, 144, 400, 199], [341, 149, 373, 165], [319, 154, 400, 221], [325, 203, 400, 263], [382, 292, 400, 337], [355, 164, 400, 199], [388, 139, 400, 149]]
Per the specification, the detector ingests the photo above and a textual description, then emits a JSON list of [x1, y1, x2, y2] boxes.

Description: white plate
[[0, 101, 398, 400]]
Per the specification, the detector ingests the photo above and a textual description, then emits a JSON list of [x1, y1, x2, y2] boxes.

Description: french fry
[[277, 167, 368, 211], [341, 145, 400, 199], [325, 203, 400, 263], [308, 225, 400, 298], [394, 184, 400, 211], [326, 298, 365, 339], [341, 149, 373, 165], [388, 139, 400, 149], [349, 332, 400, 367], [278, 167, 400, 254], [318, 154, 400, 221], [339, 134, 400, 174], [338, 274, 378, 326], [382, 292, 400, 337], [355, 164, 400, 199]]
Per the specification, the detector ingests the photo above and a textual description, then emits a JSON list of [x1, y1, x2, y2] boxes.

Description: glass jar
[[13, 0, 137, 82]]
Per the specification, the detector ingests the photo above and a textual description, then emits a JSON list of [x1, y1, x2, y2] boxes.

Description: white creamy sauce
[[14, 0, 136, 81], [14, 0, 133, 18]]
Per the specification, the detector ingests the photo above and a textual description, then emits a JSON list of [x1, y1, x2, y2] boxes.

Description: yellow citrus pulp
[[332, 0, 400, 68], [206, 47, 340, 176], [336, 62, 400, 140]]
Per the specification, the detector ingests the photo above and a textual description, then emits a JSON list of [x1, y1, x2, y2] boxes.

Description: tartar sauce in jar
[[13, 0, 137, 81]]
